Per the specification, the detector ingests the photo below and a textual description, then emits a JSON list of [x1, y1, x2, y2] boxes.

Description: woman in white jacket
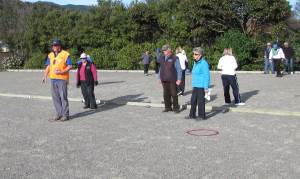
[[217, 48, 245, 106], [176, 47, 188, 96]]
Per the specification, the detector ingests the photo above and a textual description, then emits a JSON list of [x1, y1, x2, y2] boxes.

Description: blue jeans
[[284, 58, 294, 74], [264, 58, 274, 74]]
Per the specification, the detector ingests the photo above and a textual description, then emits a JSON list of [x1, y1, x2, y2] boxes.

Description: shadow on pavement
[[240, 90, 259, 102], [100, 81, 125, 85], [70, 94, 147, 120]]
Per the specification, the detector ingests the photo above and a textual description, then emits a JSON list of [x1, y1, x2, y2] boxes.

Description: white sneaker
[[235, 102, 245, 106]]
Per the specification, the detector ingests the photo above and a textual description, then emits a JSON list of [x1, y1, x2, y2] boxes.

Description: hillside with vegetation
[[0, 0, 299, 70]]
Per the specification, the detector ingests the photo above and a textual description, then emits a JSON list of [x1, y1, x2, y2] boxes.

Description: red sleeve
[[91, 64, 97, 81]]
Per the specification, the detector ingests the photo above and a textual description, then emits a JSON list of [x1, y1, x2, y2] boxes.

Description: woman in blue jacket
[[186, 47, 210, 120]]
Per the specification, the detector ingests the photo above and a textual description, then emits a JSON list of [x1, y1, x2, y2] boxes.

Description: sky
[[21, 0, 297, 7]]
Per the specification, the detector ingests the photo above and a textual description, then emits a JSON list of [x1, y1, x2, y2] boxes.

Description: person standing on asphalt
[[155, 48, 161, 74], [42, 39, 72, 122], [282, 42, 295, 74], [264, 42, 274, 74], [76, 53, 98, 110], [158, 44, 182, 113], [269, 43, 285, 77], [176, 46, 188, 96], [185, 47, 210, 120], [218, 48, 245, 106], [141, 51, 151, 76]]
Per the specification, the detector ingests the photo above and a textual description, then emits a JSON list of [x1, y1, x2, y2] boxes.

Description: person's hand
[[94, 81, 98, 86], [54, 69, 62, 75], [176, 80, 181, 86], [42, 76, 47, 83], [157, 79, 162, 85]]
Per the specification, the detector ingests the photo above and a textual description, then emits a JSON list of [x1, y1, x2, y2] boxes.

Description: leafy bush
[[24, 51, 46, 69], [212, 30, 260, 70], [89, 48, 118, 70]]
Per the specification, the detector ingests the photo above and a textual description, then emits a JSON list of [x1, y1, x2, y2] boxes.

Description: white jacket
[[176, 53, 188, 70], [217, 55, 238, 75]]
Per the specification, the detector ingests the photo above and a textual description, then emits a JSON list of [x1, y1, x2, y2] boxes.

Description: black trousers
[[144, 64, 149, 74], [273, 58, 282, 77], [221, 74, 242, 104], [80, 81, 97, 109], [162, 81, 179, 111], [177, 69, 186, 93], [189, 87, 205, 119], [155, 62, 160, 74]]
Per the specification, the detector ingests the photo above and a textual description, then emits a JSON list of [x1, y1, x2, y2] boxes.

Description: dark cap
[[52, 39, 61, 46]]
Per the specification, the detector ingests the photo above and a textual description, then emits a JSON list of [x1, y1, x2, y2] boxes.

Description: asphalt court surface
[[0, 71, 299, 178]]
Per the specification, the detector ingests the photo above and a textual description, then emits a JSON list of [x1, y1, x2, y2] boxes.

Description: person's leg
[[229, 75, 242, 104], [51, 80, 62, 117], [221, 75, 231, 104], [146, 64, 149, 75], [58, 80, 69, 117], [264, 58, 268, 74], [284, 59, 289, 73], [81, 81, 90, 108], [144, 64, 147, 75], [270, 59, 275, 74], [189, 88, 197, 118], [181, 70, 186, 94], [290, 58, 294, 74], [196, 88, 206, 119], [86, 83, 97, 109], [274, 59, 282, 77], [170, 82, 179, 111], [162, 82, 172, 110]]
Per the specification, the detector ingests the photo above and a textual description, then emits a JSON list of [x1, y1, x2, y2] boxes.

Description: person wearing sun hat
[[42, 38, 72, 122], [76, 53, 98, 109]]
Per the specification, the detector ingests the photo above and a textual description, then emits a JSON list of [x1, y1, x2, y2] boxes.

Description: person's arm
[[91, 64, 98, 82], [269, 50, 273, 60], [42, 65, 50, 83], [203, 61, 210, 90], [55, 56, 72, 74], [217, 57, 222, 70], [42, 57, 50, 83], [175, 57, 182, 85], [280, 49, 285, 59]]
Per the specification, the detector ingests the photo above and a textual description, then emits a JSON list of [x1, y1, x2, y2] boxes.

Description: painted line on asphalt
[[0, 92, 299, 117]]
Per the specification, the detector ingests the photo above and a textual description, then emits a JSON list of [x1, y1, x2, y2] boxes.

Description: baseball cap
[[80, 53, 87, 59]]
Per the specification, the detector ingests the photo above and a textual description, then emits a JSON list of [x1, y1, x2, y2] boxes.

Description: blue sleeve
[[175, 58, 182, 80], [203, 61, 210, 89], [66, 56, 72, 65], [45, 57, 50, 66]]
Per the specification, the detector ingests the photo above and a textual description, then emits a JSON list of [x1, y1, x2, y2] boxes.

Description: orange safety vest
[[48, 50, 71, 80]]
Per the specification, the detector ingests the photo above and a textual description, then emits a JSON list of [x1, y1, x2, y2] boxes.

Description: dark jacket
[[282, 47, 294, 60], [159, 55, 177, 82], [76, 61, 97, 86]]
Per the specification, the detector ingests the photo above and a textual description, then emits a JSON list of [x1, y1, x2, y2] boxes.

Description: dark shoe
[[83, 105, 89, 109], [90, 106, 97, 110], [48, 116, 61, 122], [173, 109, 180, 114], [185, 115, 196, 119], [59, 116, 70, 122], [162, 108, 172, 112], [196, 117, 206, 121]]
